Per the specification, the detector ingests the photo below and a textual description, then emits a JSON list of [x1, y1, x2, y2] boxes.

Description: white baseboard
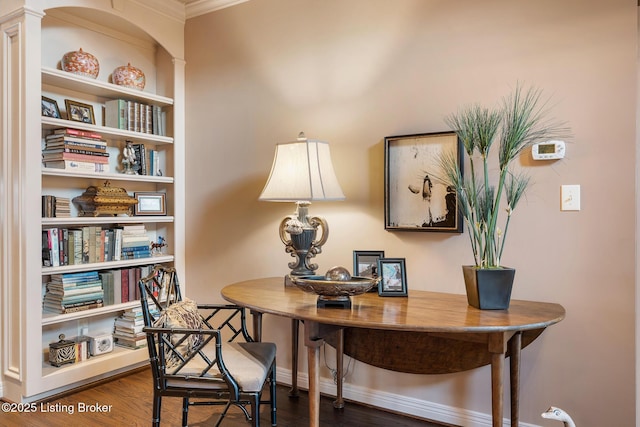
[[276, 367, 541, 427]]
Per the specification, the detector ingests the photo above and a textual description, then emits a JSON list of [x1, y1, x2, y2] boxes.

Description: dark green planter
[[462, 265, 515, 310]]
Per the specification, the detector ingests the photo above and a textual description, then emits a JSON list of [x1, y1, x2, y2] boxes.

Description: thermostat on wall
[[532, 140, 565, 160]]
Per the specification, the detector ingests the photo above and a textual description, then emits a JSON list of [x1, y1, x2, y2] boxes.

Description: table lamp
[[259, 132, 345, 279]]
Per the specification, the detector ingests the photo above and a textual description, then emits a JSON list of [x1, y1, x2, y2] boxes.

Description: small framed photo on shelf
[[133, 192, 166, 216], [41, 96, 61, 119], [377, 258, 408, 297], [353, 250, 385, 278], [384, 131, 463, 233], [64, 99, 95, 124]]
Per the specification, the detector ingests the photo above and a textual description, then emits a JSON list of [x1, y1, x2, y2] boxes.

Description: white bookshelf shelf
[[42, 67, 174, 107]]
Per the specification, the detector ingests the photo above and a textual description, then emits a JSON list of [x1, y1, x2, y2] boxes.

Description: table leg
[[250, 310, 262, 342], [333, 329, 345, 409], [488, 332, 513, 427], [510, 332, 522, 427], [305, 326, 323, 427], [491, 352, 505, 427], [290, 319, 300, 398]]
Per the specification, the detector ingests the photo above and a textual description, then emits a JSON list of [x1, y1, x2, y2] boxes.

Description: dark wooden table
[[221, 277, 565, 427]]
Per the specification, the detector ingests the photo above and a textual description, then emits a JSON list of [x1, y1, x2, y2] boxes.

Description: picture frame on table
[[353, 250, 385, 278], [41, 96, 61, 119], [377, 258, 408, 297], [134, 192, 166, 216], [64, 99, 95, 124], [384, 131, 463, 233]]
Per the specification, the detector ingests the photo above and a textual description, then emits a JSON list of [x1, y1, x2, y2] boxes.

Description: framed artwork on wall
[[384, 131, 463, 233]]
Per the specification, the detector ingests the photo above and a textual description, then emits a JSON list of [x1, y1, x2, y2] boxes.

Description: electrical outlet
[[561, 185, 580, 211]]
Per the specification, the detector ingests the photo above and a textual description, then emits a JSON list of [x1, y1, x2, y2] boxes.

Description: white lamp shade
[[259, 138, 345, 202]]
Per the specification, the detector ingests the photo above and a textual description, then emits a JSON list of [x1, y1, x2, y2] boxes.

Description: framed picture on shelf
[[377, 258, 408, 297], [384, 131, 463, 233], [64, 99, 95, 124], [353, 250, 385, 278], [134, 192, 166, 216], [41, 96, 61, 119]]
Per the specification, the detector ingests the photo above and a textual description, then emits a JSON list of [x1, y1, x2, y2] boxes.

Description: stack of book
[[121, 224, 151, 259], [42, 128, 110, 172], [42, 195, 71, 218], [43, 271, 104, 314], [113, 307, 147, 349], [55, 197, 71, 217]]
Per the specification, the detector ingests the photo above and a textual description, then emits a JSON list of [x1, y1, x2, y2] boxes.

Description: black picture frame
[[377, 258, 408, 297], [353, 250, 385, 278], [384, 131, 463, 232], [41, 96, 61, 119], [64, 99, 95, 125]]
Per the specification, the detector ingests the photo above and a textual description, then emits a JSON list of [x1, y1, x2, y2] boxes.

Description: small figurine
[[541, 406, 576, 427], [122, 141, 137, 175], [150, 236, 167, 255]]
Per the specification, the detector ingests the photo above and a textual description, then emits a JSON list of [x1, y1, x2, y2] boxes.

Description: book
[[42, 152, 109, 164], [121, 269, 129, 303], [42, 147, 109, 156], [52, 127, 103, 140], [42, 160, 110, 172], [44, 139, 108, 150], [42, 228, 60, 267], [50, 271, 100, 283], [113, 335, 147, 349], [43, 301, 104, 314], [99, 271, 115, 305], [104, 99, 127, 130]]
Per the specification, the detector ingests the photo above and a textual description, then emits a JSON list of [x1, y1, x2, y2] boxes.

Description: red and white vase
[[61, 48, 99, 79], [112, 63, 146, 90]]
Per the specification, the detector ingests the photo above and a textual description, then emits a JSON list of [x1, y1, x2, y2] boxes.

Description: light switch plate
[[561, 185, 580, 211]]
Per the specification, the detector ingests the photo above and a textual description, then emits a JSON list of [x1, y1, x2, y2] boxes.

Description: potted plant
[[440, 84, 569, 309]]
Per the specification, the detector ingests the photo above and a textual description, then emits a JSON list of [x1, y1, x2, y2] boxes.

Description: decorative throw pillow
[[153, 298, 203, 367]]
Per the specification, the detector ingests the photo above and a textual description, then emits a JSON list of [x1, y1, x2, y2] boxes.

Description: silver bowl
[[288, 275, 380, 308]]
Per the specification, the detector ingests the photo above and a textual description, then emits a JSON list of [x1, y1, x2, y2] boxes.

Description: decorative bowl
[[288, 271, 379, 308], [112, 63, 145, 90], [61, 48, 99, 79]]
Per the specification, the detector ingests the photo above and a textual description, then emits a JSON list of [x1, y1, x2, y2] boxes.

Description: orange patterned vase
[[61, 48, 99, 79], [112, 63, 146, 90]]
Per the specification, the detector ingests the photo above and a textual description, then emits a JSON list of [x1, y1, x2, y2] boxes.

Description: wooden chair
[[138, 265, 277, 426]]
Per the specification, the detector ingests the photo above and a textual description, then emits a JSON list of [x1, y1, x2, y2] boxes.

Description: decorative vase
[[112, 63, 145, 90], [462, 265, 515, 310], [61, 48, 99, 79]]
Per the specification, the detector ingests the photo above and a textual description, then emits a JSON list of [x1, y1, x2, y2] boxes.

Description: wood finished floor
[[0, 368, 455, 427]]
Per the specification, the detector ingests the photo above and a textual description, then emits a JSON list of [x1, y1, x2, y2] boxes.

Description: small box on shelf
[[48, 334, 91, 367]]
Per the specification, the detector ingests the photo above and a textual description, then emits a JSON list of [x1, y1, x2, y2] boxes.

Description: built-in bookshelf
[[0, 2, 185, 403]]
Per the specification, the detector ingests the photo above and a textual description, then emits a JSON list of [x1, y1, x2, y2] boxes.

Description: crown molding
[[185, 0, 250, 19]]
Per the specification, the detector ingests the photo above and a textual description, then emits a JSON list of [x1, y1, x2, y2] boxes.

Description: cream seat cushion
[[166, 340, 276, 392]]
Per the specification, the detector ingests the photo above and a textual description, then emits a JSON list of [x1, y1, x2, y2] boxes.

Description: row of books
[[42, 195, 71, 218], [42, 128, 111, 172], [43, 271, 105, 314], [42, 224, 151, 267], [99, 266, 152, 305], [105, 99, 167, 136], [113, 306, 147, 349]]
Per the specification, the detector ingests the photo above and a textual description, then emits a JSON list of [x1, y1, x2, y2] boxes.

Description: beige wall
[[184, 0, 636, 425]]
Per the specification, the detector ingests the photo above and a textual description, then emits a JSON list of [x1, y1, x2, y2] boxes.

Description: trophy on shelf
[[122, 140, 138, 175]]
